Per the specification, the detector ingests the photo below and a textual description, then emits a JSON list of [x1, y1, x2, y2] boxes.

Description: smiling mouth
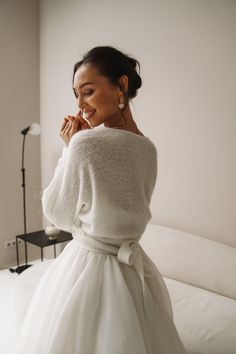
[[83, 110, 96, 120]]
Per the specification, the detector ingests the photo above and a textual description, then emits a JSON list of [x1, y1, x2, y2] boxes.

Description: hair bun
[[125, 56, 142, 98], [127, 57, 137, 69], [134, 72, 142, 89], [73, 46, 142, 100]]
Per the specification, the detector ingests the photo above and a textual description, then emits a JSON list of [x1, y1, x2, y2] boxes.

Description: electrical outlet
[[4, 238, 24, 249], [4, 241, 12, 248]]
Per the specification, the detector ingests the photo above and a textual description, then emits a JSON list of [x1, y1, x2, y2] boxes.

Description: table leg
[[24, 240, 28, 265], [41, 248, 43, 262], [16, 236, 19, 268], [54, 244, 56, 258]]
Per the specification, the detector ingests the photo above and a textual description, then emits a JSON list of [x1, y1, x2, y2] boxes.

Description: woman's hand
[[60, 111, 91, 146]]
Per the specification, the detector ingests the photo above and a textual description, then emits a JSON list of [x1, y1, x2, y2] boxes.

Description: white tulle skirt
[[12, 235, 187, 354]]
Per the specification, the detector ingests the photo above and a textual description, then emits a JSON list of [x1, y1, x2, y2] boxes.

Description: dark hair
[[73, 46, 142, 99]]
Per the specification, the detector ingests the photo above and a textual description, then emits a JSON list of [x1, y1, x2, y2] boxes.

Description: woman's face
[[73, 63, 121, 127]]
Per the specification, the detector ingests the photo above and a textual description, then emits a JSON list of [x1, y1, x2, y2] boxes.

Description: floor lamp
[[11, 123, 41, 274]]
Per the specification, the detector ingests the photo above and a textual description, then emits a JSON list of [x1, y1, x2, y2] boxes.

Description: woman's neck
[[103, 105, 144, 136]]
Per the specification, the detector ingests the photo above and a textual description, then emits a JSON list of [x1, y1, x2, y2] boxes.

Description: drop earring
[[118, 96, 125, 109]]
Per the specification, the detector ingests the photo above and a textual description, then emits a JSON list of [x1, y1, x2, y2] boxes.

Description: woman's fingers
[[60, 119, 68, 132], [60, 113, 91, 146], [60, 115, 83, 146], [76, 111, 91, 129], [61, 116, 71, 131], [64, 121, 73, 133], [61, 118, 71, 131], [71, 119, 80, 134], [61, 116, 75, 132]]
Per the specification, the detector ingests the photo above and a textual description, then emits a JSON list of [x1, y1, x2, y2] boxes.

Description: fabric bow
[[117, 240, 153, 313]]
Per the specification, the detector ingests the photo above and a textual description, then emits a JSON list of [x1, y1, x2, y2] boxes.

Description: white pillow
[[140, 223, 236, 300]]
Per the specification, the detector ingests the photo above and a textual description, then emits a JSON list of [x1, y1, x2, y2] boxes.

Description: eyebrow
[[73, 81, 95, 91]]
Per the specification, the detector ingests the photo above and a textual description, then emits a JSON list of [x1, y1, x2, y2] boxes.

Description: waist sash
[[73, 233, 153, 314]]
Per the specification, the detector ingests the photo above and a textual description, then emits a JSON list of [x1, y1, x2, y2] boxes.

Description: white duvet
[[165, 277, 236, 354]]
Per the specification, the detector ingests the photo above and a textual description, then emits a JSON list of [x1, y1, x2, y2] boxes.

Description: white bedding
[[140, 223, 236, 300], [165, 277, 236, 354], [139, 223, 236, 353]]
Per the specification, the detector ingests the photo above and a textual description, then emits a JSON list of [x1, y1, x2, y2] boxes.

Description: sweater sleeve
[[53, 146, 69, 177], [41, 136, 89, 233]]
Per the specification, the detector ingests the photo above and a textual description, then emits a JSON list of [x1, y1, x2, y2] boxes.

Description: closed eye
[[72, 88, 94, 98], [84, 90, 94, 96]]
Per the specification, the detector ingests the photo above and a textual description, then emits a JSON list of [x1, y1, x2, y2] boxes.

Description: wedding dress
[[13, 125, 187, 354]]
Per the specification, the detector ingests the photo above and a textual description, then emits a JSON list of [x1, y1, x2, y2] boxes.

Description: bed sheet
[[164, 277, 236, 354]]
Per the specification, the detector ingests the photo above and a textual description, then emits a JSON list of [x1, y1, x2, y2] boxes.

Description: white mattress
[[164, 277, 236, 354]]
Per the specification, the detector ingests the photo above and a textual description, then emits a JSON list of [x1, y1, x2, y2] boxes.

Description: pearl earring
[[119, 96, 125, 109]]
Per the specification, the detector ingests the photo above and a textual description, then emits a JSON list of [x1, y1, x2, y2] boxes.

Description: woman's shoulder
[[68, 126, 119, 150], [67, 127, 110, 160], [69, 127, 101, 147], [68, 125, 157, 155]]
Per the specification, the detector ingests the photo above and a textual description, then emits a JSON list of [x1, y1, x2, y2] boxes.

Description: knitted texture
[[42, 126, 157, 240]]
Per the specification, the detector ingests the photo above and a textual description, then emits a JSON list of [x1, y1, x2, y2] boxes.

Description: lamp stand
[[10, 134, 32, 274]]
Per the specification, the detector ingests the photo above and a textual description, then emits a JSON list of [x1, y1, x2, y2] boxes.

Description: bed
[[140, 224, 236, 354], [4, 223, 236, 354]]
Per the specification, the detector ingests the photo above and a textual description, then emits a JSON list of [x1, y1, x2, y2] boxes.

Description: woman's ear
[[118, 75, 128, 93]]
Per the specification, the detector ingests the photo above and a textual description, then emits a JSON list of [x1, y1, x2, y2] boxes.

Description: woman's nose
[[77, 96, 85, 110]]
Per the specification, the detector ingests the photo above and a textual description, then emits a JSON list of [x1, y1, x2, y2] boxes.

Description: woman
[[14, 46, 187, 354]]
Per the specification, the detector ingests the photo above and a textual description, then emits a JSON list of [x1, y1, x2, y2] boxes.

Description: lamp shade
[[21, 123, 41, 136]]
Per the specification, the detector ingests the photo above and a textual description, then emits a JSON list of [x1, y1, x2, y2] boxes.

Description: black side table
[[13, 230, 73, 274]]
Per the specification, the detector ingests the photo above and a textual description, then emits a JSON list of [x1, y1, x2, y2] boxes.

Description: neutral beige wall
[[0, 0, 41, 267], [40, 0, 236, 247]]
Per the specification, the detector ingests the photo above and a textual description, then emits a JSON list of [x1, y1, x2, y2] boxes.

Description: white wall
[[0, 0, 41, 266], [40, 0, 236, 247]]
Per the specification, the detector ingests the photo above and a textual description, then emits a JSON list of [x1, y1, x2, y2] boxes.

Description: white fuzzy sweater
[[42, 125, 157, 241]]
